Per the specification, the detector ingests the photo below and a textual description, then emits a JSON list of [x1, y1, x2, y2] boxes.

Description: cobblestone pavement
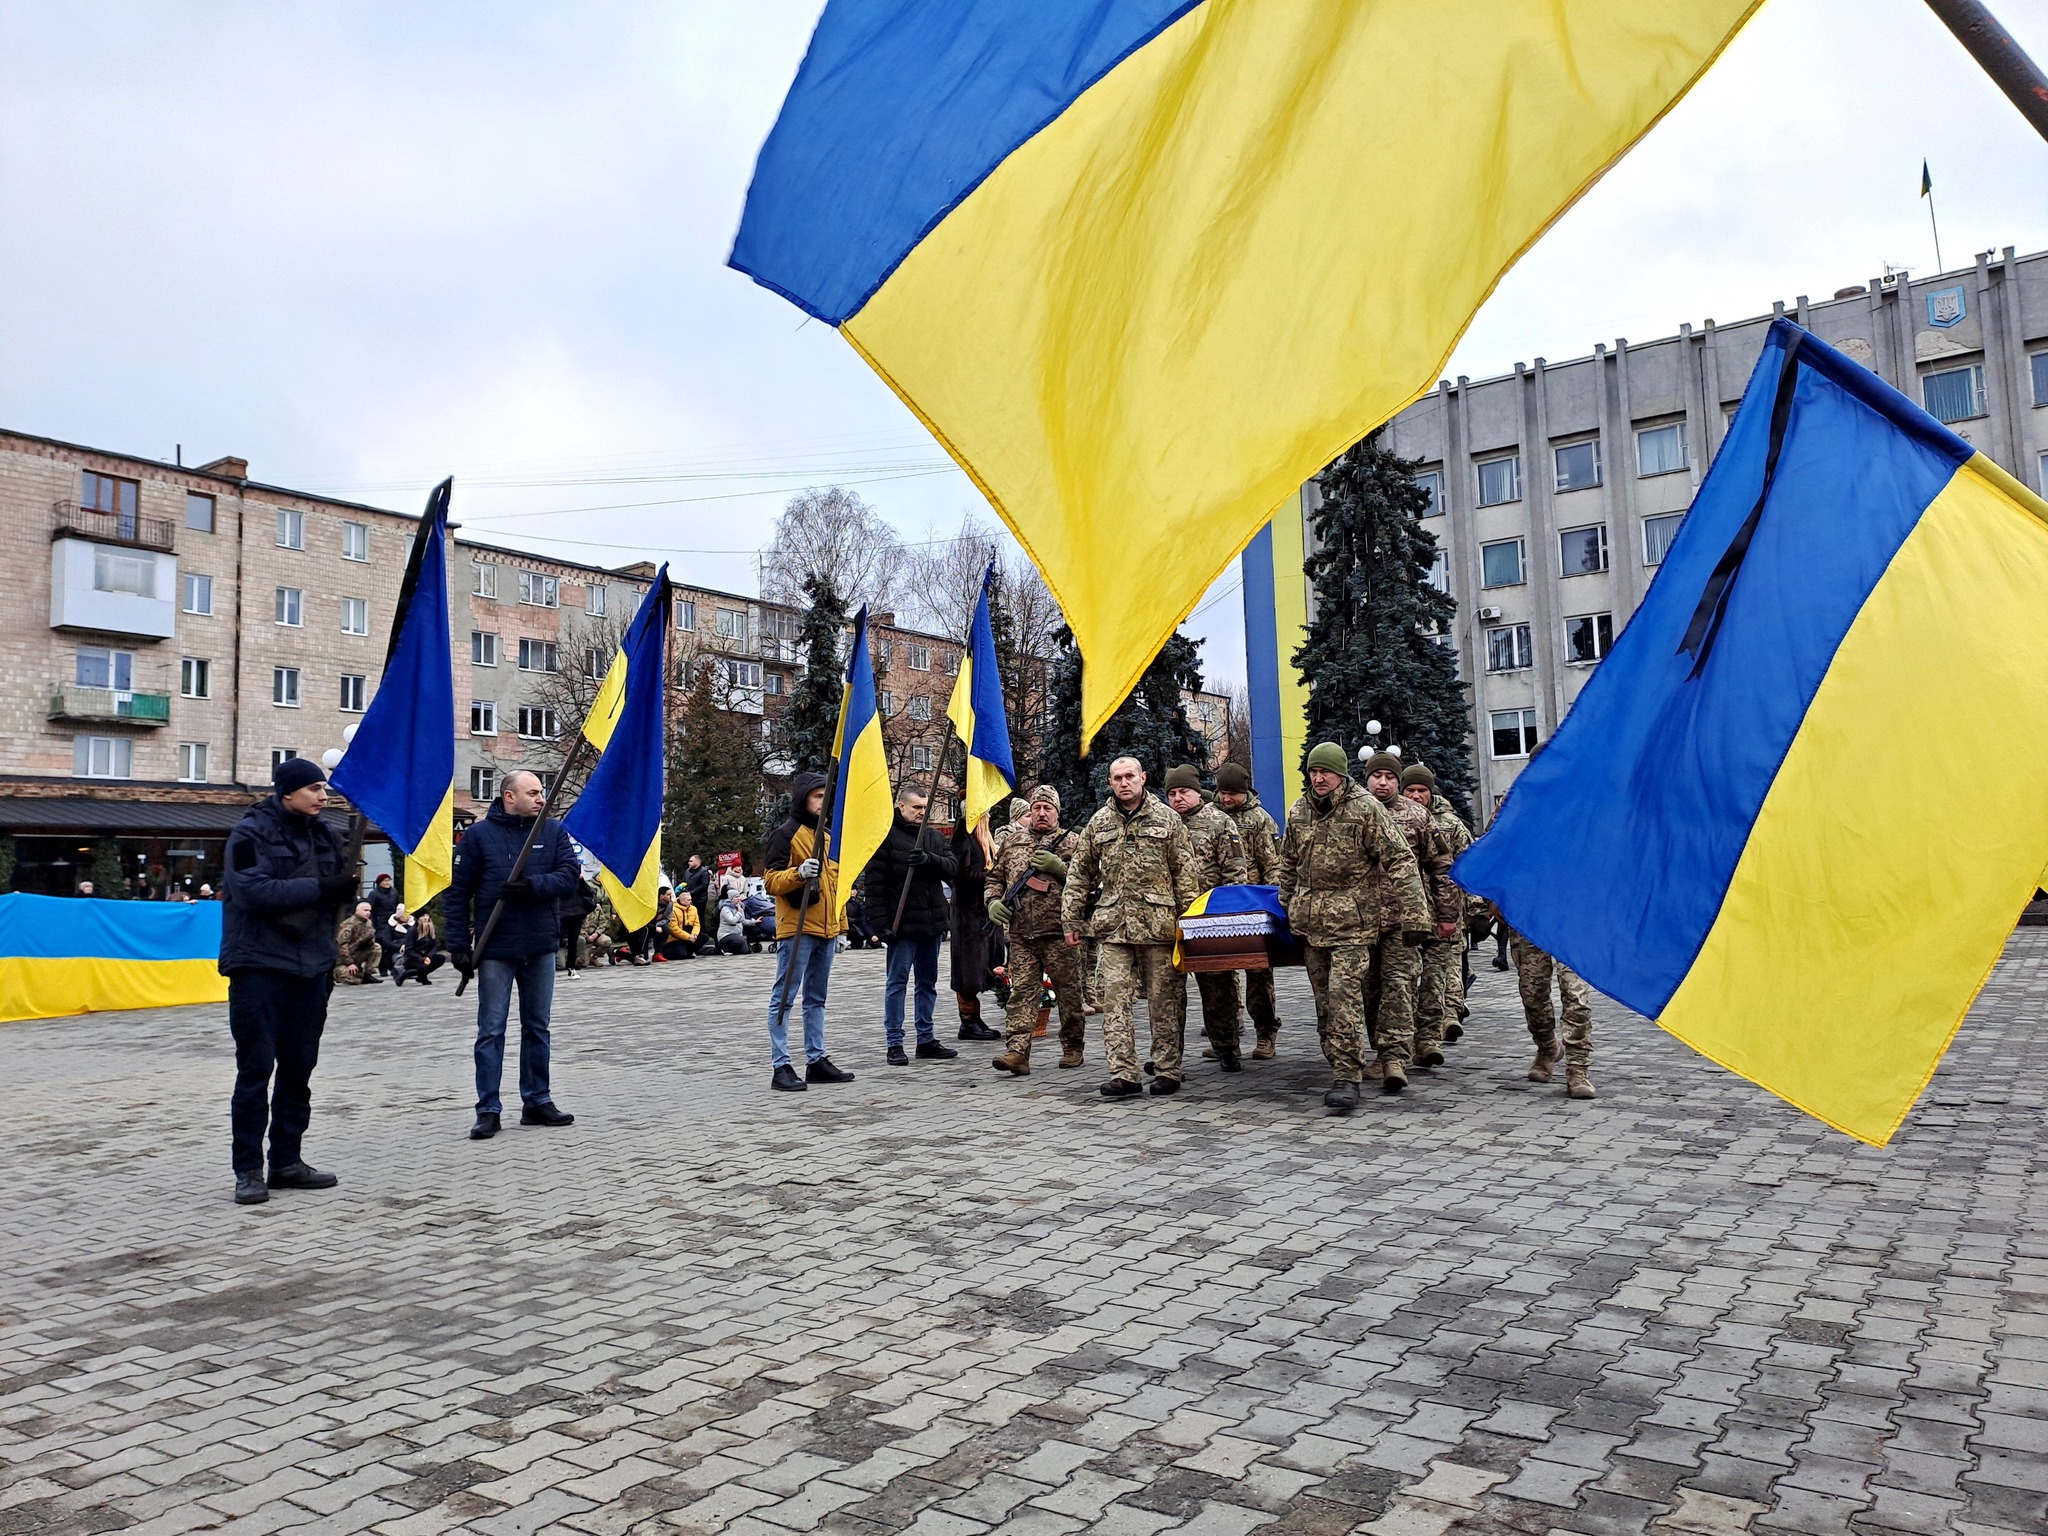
[[4, 931, 2046, 1536]]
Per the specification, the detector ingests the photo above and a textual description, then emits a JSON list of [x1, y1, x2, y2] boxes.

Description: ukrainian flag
[[732, 0, 1761, 744], [1456, 319, 2048, 1147], [946, 560, 1015, 830], [565, 570, 669, 933], [0, 893, 228, 1023], [831, 604, 895, 891], [329, 479, 454, 912]]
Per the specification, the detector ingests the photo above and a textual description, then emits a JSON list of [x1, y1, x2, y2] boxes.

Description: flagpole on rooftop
[[1924, 0, 2048, 143], [1922, 161, 1946, 273]]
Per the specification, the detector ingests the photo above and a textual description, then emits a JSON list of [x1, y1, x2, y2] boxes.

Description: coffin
[[1175, 908, 1306, 972]]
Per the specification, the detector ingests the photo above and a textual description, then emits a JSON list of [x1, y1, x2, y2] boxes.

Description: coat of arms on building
[[1926, 285, 1967, 329]]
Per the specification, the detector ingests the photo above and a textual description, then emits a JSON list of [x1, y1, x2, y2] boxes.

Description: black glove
[[907, 848, 930, 867], [452, 949, 475, 979], [503, 868, 530, 893], [317, 871, 358, 903], [1402, 929, 1431, 948]]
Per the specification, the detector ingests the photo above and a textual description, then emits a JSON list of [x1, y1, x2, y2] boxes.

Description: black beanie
[[272, 757, 326, 796]]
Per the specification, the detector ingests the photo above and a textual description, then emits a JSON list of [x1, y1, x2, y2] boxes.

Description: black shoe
[[1324, 1081, 1359, 1114], [1217, 1051, 1242, 1073], [1099, 1078, 1144, 1099], [1417, 1049, 1445, 1068], [521, 1102, 575, 1127], [957, 1020, 1001, 1041], [417, 975, 433, 985], [1148, 1076, 1181, 1096], [1444, 1022, 1464, 1042], [234, 1171, 269, 1205], [267, 1162, 338, 1190], [469, 1113, 500, 1139], [807, 1057, 855, 1083], [1491, 955, 1511, 971], [887, 1045, 910, 1066], [1143, 1059, 1156, 1076], [771, 1064, 808, 1092], [915, 1039, 958, 1060]]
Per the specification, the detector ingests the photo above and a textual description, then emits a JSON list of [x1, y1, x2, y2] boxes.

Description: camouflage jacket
[[1276, 778, 1428, 946], [1428, 796, 1484, 922], [1177, 799, 1248, 891], [989, 822, 1083, 941], [1221, 794, 1280, 884], [1378, 791, 1460, 928], [334, 915, 378, 972], [1062, 793, 1198, 946]]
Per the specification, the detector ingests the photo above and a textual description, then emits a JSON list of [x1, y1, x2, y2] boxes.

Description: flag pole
[[1923, 161, 1946, 273], [771, 756, 842, 1036], [1923, 0, 2048, 144], [453, 734, 595, 997]]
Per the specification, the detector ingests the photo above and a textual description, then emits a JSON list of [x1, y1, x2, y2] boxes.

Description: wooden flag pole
[[454, 734, 594, 997]]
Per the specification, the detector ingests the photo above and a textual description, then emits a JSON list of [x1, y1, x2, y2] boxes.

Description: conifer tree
[[1295, 438, 1475, 820], [783, 575, 849, 775], [1040, 629, 1207, 818], [664, 658, 767, 874]]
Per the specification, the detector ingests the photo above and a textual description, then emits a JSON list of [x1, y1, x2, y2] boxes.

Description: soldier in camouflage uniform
[[987, 785, 1087, 1075], [1161, 764, 1250, 1068], [1062, 757, 1198, 1099], [1360, 752, 1458, 1085], [1276, 742, 1429, 1114], [1507, 926, 1596, 1099], [1399, 763, 1472, 1065], [1213, 763, 1283, 1057]]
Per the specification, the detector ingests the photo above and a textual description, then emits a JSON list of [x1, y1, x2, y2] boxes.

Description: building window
[[518, 638, 560, 673], [1558, 524, 1609, 576], [1565, 612, 1615, 665], [726, 659, 765, 690], [1489, 709, 1540, 759], [677, 598, 696, 631], [177, 741, 209, 783], [275, 587, 303, 626], [272, 667, 301, 707], [942, 650, 959, 674], [342, 521, 369, 562], [765, 672, 784, 696], [907, 695, 932, 721], [1425, 548, 1449, 593], [1644, 512, 1684, 567], [715, 608, 745, 640], [270, 748, 299, 771], [585, 584, 607, 617], [76, 647, 135, 691], [1480, 538, 1525, 588], [1414, 469, 1444, 516], [1484, 624, 1532, 673], [472, 631, 498, 667], [908, 644, 931, 671], [516, 706, 560, 739], [185, 492, 215, 533], [910, 744, 933, 772], [81, 471, 140, 523], [1636, 422, 1689, 477], [340, 673, 367, 712], [1553, 439, 1602, 493], [2031, 352, 2048, 408], [94, 547, 155, 596], [180, 657, 210, 698], [1476, 455, 1521, 507], [341, 597, 369, 635], [1923, 363, 1987, 425], [276, 508, 305, 549], [75, 735, 133, 779], [473, 562, 499, 599], [182, 572, 214, 615], [880, 690, 894, 715], [587, 646, 607, 678], [471, 700, 497, 735], [470, 766, 498, 801], [518, 571, 559, 608]]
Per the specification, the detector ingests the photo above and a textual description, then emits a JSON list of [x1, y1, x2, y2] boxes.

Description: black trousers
[[228, 969, 331, 1174]]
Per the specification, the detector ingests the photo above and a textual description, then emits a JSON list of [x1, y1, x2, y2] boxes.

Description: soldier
[[1277, 742, 1428, 1113], [333, 900, 380, 986], [1398, 763, 1472, 1066], [1062, 756, 1198, 1100], [1508, 927, 1597, 1099], [1162, 764, 1250, 1069], [1213, 762, 1283, 1057], [1360, 752, 1457, 1083], [987, 785, 1086, 1075]]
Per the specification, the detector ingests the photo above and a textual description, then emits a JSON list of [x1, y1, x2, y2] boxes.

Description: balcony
[[759, 635, 801, 664], [49, 685, 171, 726], [52, 500, 177, 553]]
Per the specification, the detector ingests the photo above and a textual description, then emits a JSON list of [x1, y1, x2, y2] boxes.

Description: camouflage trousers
[[1301, 943, 1371, 1083], [1002, 933, 1088, 1058], [1509, 934, 1592, 1066], [1178, 970, 1244, 1056], [1099, 942, 1185, 1083], [1083, 938, 1102, 1010], [1413, 938, 1463, 1056], [1242, 968, 1279, 1042], [1362, 932, 1421, 1065]]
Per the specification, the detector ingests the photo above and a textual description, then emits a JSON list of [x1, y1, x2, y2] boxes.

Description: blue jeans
[[767, 933, 835, 1068], [884, 934, 942, 1048], [474, 951, 555, 1113]]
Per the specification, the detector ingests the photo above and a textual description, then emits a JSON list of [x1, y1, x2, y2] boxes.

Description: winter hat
[[1028, 784, 1061, 810], [272, 757, 326, 796], [1363, 751, 1404, 778], [1163, 764, 1203, 792], [1214, 763, 1251, 794], [1400, 763, 1437, 791], [1009, 796, 1032, 822], [1305, 742, 1349, 776]]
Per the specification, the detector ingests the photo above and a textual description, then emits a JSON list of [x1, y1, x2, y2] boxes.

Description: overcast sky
[[4, 0, 2045, 689]]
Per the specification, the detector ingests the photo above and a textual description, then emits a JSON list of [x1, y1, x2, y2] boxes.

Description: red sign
[[715, 851, 743, 873]]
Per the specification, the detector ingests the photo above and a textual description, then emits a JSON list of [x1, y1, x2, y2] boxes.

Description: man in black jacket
[[681, 854, 713, 919], [445, 771, 585, 1140], [219, 757, 359, 1206], [365, 872, 399, 975], [862, 789, 958, 1067]]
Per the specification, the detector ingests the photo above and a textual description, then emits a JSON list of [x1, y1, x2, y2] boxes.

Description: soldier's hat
[[1214, 763, 1251, 794], [1399, 763, 1436, 791], [1363, 751, 1404, 778], [1028, 784, 1060, 810], [1163, 764, 1203, 792]]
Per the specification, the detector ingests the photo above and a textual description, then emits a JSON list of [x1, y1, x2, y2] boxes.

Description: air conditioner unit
[[1477, 606, 1503, 622]]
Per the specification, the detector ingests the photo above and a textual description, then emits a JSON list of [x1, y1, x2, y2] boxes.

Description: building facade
[[1371, 244, 2048, 819]]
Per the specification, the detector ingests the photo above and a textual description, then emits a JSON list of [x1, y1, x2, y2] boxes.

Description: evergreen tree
[[783, 575, 849, 775], [89, 835, 128, 897], [665, 658, 767, 874], [1295, 437, 1475, 819], [1040, 628, 1207, 818]]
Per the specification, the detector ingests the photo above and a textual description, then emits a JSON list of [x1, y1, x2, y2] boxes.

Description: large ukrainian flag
[[0, 893, 227, 1023], [945, 561, 1015, 830], [329, 480, 454, 912], [1455, 319, 2048, 1147], [565, 570, 669, 933], [832, 604, 895, 891], [731, 0, 1762, 744]]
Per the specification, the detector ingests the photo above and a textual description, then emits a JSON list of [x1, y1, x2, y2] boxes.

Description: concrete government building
[[1366, 244, 2048, 819]]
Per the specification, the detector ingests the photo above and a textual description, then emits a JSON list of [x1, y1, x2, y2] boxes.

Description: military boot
[[1323, 1080, 1359, 1114], [1058, 1045, 1085, 1068], [1444, 1021, 1464, 1042], [1415, 1047, 1445, 1068], [1381, 1059, 1407, 1094], [1528, 1039, 1558, 1083], [1252, 1035, 1276, 1061], [1363, 1057, 1386, 1083], [992, 1051, 1031, 1076], [1566, 1065, 1596, 1100]]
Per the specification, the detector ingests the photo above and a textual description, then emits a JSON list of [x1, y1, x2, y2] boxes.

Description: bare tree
[[761, 487, 909, 614], [902, 512, 1063, 651], [1225, 683, 1253, 772]]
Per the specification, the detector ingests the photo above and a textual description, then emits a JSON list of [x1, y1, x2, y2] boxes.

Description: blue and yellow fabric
[[832, 604, 896, 891], [945, 560, 1016, 830], [732, 0, 1761, 744], [1455, 318, 2048, 1147], [565, 569, 670, 933], [329, 479, 455, 913], [0, 893, 228, 1023], [1240, 493, 1312, 821], [1172, 883, 1292, 969]]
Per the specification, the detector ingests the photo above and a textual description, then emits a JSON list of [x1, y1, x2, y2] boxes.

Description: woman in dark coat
[[948, 817, 1004, 1041]]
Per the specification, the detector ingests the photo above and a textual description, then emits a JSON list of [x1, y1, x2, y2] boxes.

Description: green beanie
[[1400, 763, 1436, 791], [1305, 742, 1349, 776], [1214, 763, 1251, 794], [1364, 751, 1403, 778], [1163, 764, 1203, 792]]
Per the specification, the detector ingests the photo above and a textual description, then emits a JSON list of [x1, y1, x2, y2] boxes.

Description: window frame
[[340, 596, 370, 635], [1557, 523, 1610, 577], [471, 699, 498, 736], [80, 470, 140, 521], [473, 562, 499, 599], [275, 508, 306, 550], [75, 646, 135, 692], [1563, 611, 1616, 666], [907, 644, 932, 672], [1921, 362, 1988, 425], [676, 599, 696, 631], [1643, 512, 1684, 567], [339, 673, 367, 713], [1552, 438, 1603, 493], [180, 657, 211, 699], [272, 666, 301, 708], [715, 607, 746, 640], [1475, 454, 1522, 507], [585, 584, 607, 618], [270, 748, 299, 772], [341, 521, 370, 562], [1636, 421, 1690, 478], [1483, 623, 1533, 674], [726, 658, 764, 690], [1413, 468, 1444, 517], [274, 586, 303, 627], [517, 638, 560, 674], [93, 546, 155, 597], [518, 571, 559, 608], [515, 705, 560, 740], [75, 734, 133, 779], [184, 491, 215, 533], [471, 631, 498, 667], [177, 741, 209, 783], [2031, 352, 2048, 409], [1479, 537, 1526, 589], [470, 765, 498, 802], [181, 572, 214, 616], [907, 695, 932, 721], [1488, 708, 1540, 760]]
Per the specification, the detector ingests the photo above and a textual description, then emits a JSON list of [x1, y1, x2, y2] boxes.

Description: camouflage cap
[[1008, 797, 1030, 822], [1028, 784, 1060, 810]]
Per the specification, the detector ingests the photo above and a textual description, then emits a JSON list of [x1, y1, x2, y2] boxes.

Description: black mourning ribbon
[[1676, 333, 1804, 678]]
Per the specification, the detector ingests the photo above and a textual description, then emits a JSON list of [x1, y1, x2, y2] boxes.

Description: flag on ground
[[564, 569, 669, 933], [329, 479, 455, 912], [830, 604, 894, 893], [731, 0, 1762, 744], [1454, 318, 2048, 1146], [945, 560, 1015, 830]]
